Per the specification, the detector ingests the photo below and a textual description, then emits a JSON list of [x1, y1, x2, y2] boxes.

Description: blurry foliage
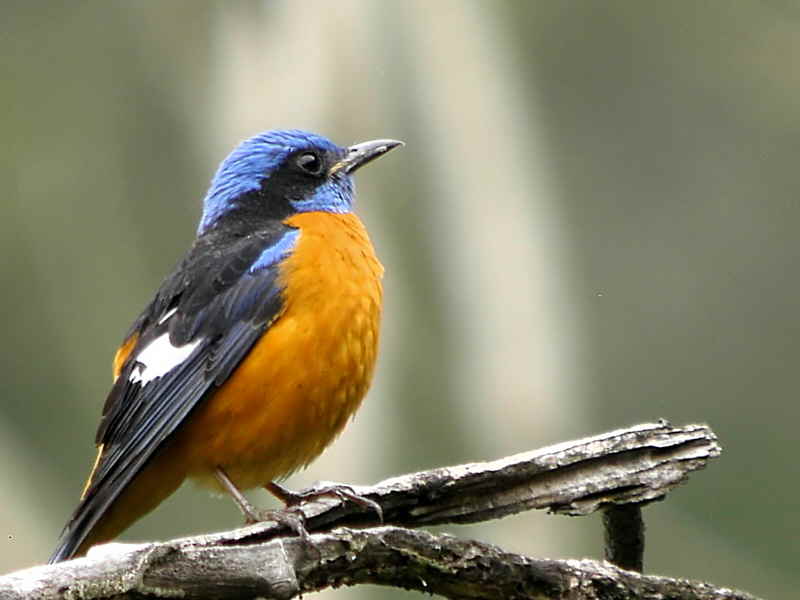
[[1, 2, 797, 599]]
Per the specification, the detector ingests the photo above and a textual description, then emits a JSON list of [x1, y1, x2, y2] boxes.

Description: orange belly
[[170, 211, 383, 490]]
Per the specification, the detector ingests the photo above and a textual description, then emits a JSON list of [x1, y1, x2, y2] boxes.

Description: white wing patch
[[157, 307, 178, 325], [129, 333, 202, 384]]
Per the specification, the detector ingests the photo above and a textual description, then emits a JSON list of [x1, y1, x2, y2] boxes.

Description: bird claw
[[252, 508, 311, 544], [265, 481, 383, 522]]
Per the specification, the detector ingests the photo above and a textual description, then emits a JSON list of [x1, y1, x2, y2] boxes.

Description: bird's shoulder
[[127, 221, 298, 347], [98, 220, 298, 444]]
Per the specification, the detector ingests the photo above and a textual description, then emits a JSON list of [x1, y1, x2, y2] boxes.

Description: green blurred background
[[1, 2, 798, 598]]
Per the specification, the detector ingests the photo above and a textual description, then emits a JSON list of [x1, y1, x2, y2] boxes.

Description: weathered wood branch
[[603, 503, 645, 572], [0, 422, 742, 600], [2, 527, 759, 600]]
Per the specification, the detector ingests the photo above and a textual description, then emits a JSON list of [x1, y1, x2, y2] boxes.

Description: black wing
[[50, 223, 299, 562]]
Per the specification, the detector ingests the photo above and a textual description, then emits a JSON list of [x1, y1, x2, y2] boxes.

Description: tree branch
[[1, 527, 758, 600], [1, 422, 739, 600], [603, 503, 645, 572]]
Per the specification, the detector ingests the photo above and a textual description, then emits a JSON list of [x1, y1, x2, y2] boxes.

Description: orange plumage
[[180, 211, 383, 488], [74, 212, 383, 554]]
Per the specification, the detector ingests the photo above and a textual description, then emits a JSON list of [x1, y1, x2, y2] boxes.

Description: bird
[[49, 129, 403, 563]]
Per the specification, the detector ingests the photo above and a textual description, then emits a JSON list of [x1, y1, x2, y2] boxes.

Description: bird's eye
[[295, 152, 324, 176]]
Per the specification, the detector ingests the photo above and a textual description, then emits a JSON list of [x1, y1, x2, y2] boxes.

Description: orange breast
[[173, 211, 384, 490]]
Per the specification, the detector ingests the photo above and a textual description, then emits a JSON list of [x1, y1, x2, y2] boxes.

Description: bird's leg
[[265, 481, 384, 523], [215, 467, 261, 524], [215, 468, 309, 541]]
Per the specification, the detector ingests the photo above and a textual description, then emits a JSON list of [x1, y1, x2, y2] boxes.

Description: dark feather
[[49, 222, 297, 562]]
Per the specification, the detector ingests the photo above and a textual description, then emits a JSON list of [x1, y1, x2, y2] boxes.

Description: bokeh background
[[2, 2, 798, 598]]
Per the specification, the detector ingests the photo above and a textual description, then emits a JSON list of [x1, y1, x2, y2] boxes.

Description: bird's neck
[[199, 187, 294, 237]]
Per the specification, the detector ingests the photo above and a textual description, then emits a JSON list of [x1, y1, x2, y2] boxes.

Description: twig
[[234, 420, 720, 539], [0, 422, 731, 600], [603, 503, 645, 572]]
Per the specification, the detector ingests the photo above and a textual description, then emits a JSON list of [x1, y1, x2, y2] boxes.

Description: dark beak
[[332, 139, 404, 175]]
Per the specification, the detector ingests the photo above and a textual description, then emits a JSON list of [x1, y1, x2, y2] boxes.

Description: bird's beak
[[330, 139, 404, 175]]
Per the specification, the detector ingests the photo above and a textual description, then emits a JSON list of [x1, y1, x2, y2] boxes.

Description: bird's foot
[[215, 467, 311, 542], [247, 507, 311, 544], [265, 481, 384, 523]]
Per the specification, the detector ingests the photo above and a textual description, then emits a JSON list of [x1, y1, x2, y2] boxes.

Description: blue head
[[198, 129, 402, 235]]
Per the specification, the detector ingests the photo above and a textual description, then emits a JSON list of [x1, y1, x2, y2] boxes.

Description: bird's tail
[[49, 451, 185, 563]]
